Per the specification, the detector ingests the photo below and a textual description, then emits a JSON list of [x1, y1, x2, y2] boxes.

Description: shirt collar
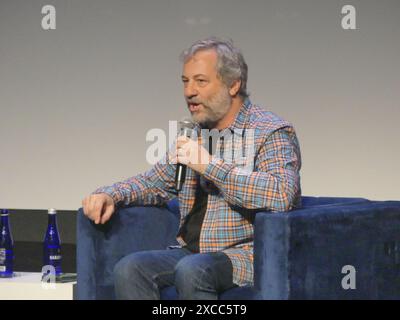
[[227, 98, 252, 132]]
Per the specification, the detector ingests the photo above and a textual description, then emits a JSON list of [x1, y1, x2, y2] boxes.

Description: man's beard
[[188, 88, 232, 129]]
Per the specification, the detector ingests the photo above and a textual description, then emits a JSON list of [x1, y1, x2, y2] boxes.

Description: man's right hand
[[82, 193, 115, 225]]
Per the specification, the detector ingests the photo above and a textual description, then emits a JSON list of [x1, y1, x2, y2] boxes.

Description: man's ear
[[229, 80, 241, 97]]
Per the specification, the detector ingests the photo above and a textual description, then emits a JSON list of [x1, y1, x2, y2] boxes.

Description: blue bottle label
[[0, 248, 5, 264], [0, 248, 11, 265], [0, 248, 13, 276]]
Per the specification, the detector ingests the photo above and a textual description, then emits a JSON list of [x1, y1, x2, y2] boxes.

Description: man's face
[[182, 49, 232, 129]]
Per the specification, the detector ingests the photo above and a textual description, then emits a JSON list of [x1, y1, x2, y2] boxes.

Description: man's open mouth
[[188, 103, 201, 112]]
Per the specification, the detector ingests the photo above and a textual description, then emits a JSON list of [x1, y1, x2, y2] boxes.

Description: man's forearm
[[93, 157, 178, 207], [202, 156, 300, 212]]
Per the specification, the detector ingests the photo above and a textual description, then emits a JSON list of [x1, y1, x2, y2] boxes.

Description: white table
[[0, 272, 76, 300]]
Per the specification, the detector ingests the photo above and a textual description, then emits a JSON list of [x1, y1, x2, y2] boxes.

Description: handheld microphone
[[175, 119, 195, 192]]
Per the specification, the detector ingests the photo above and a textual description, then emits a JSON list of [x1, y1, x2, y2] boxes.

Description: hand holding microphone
[[174, 120, 211, 191]]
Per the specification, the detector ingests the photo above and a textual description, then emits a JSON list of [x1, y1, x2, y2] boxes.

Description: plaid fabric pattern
[[94, 99, 302, 286]]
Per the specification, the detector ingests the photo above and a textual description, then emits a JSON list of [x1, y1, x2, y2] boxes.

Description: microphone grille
[[179, 118, 196, 129], [178, 118, 196, 137]]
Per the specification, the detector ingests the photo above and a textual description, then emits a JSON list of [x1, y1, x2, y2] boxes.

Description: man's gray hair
[[180, 37, 249, 99]]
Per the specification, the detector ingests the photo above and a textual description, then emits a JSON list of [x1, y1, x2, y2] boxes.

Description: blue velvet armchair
[[76, 196, 400, 300]]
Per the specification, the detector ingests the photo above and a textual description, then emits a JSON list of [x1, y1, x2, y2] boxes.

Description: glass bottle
[[0, 209, 14, 278], [43, 208, 62, 276]]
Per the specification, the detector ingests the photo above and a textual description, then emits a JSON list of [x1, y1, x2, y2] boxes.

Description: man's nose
[[184, 82, 198, 99]]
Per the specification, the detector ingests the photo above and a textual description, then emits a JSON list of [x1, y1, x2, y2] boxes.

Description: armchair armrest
[[254, 199, 400, 299], [76, 204, 179, 300]]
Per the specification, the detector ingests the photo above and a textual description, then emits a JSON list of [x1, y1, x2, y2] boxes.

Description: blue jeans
[[113, 247, 237, 300]]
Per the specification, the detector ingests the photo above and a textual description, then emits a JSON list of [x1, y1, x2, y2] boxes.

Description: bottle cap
[[1, 209, 9, 216], [48, 208, 57, 215]]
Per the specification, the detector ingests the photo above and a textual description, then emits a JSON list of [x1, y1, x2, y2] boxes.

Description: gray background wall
[[0, 0, 399, 210]]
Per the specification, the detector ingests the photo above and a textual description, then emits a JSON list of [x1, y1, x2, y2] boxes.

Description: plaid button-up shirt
[[94, 99, 302, 286]]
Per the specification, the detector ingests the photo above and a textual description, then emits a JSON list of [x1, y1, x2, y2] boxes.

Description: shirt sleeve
[[202, 126, 301, 212], [92, 152, 178, 207]]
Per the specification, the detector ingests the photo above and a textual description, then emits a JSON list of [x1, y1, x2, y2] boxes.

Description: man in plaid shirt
[[82, 37, 302, 299]]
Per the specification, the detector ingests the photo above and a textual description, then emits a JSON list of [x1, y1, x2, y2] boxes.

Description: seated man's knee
[[113, 252, 146, 283], [174, 254, 212, 289]]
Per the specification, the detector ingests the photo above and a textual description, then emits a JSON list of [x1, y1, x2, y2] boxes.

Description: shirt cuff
[[92, 186, 124, 205]]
